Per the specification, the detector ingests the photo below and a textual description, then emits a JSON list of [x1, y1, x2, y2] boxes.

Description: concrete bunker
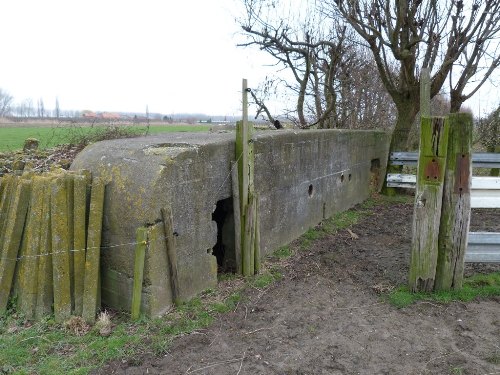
[[71, 129, 390, 316]]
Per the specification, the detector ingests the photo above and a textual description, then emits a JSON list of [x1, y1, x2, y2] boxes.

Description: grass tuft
[[387, 272, 500, 308]]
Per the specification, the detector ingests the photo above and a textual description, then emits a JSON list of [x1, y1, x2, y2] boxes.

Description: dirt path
[[100, 201, 500, 375]]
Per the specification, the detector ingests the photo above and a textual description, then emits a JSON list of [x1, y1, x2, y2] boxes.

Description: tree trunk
[[382, 97, 420, 194]]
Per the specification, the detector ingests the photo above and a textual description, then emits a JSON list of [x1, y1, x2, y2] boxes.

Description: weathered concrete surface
[[71, 130, 389, 315]]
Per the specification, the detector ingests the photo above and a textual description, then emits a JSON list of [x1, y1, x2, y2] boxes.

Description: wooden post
[[231, 162, 242, 274], [254, 194, 261, 274], [35, 177, 54, 319], [0, 175, 15, 251], [0, 179, 31, 314], [409, 117, 449, 292], [236, 78, 257, 276], [82, 178, 105, 323], [161, 207, 180, 305], [131, 227, 148, 320], [73, 174, 88, 315], [51, 176, 72, 322], [420, 68, 431, 118], [18, 176, 45, 319], [435, 113, 472, 290]]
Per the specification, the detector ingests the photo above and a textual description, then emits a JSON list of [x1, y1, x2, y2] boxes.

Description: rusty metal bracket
[[423, 157, 441, 182], [455, 153, 470, 194]]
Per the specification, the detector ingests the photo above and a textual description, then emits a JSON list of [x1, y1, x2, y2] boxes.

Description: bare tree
[[331, 0, 500, 151], [238, 0, 396, 130], [55, 97, 60, 119], [0, 89, 13, 117]]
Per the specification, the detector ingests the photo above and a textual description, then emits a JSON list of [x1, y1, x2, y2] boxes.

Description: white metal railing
[[388, 152, 500, 263]]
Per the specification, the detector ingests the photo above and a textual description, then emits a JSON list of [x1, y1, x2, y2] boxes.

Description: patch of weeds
[[387, 272, 500, 308], [252, 269, 282, 289], [273, 246, 292, 259], [209, 292, 241, 314], [451, 367, 464, 375]]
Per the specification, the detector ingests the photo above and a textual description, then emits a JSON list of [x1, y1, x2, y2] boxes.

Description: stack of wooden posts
[[0, 170, 105, 322]]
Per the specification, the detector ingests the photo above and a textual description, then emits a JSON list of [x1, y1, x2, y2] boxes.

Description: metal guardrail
[[466, 232, 500, 263], [390, 152, 500, 168], [386, 175, 500, 209]]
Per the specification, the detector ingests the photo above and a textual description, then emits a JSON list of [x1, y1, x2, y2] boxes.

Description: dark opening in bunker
[[212, 197, 236, 273]]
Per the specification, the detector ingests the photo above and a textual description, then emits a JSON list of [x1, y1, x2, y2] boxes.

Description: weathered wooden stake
[[82, 178, 105, 323], [0, 179, 31, 314], [73, 174, 88, 315], [409, 117, 449, 292], [0, 175, 15, 252], [161, 207, 180, 305], [131, 227, 148, 320], [231, 162, 242, 274], [435, 113, 473, 290], [254, 194, 261, 274], [236, 78, 258, 276], [18, 176, 45, 319], [51, 176, 72, 322], [35, 177, 54, 319]]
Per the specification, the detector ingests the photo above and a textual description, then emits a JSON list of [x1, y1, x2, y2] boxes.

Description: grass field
[[0, 124, 212, 152]]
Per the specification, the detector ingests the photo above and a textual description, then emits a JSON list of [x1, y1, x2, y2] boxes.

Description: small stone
[[23, 138, 40, 152]]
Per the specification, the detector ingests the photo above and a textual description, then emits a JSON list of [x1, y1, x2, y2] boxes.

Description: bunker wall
[[71, 129, 389, 315]]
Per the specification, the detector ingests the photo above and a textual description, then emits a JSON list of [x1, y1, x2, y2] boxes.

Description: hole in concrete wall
[[308, 184, 314, 197], [340, 174, 345, 182], [212, 197, 236, 273], [348, 173, 352, 181], [371, 158, 381, 172]]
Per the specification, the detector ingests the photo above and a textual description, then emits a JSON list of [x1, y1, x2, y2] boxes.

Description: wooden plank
[[131, 227, 148, 320], [231, 162, 242, 274], [65, 174, 75, 311], [73, 174, 88, 315], [18, 176, 45, 319], [51, 176, 72, 322], [409, 117, 449, 292], [435, 113, 472, 290], [82, 178, 105, 323], [254, 194, 261, 274], [35, 177, 54, 319], [242, 194, 255, 276], [0, 175, 15, 252], [0, 178, 31, 314], [160, 207, 180, 305]]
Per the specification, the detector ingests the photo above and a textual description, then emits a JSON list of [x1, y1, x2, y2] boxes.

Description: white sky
[[0, 0, 498, 117], [0, 0, 273, 116]]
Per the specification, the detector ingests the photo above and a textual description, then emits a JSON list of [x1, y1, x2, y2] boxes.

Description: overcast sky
[[0, 0, 274, 116], [0, 0, 498, 117]]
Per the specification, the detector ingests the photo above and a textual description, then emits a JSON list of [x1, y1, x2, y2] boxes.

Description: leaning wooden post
[[435, 113, 472, 291], [409, 117, 449, 292]]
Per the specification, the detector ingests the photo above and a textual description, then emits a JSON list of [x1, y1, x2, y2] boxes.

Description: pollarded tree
[[331, 0, 500, 151]]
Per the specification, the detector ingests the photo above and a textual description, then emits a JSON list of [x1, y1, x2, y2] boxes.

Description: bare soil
[[98, 200, 500, 375]]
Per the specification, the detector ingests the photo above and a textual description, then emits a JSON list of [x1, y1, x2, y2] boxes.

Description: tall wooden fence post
[[409, 117, 449, 292], [435, 113, 472, 290], [236, 79, 259, 276]]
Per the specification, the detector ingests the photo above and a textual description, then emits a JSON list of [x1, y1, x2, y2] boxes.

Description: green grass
[[387, 272, 500, 308], [0, 124, 211, 152], [0, 289, 241, 375]]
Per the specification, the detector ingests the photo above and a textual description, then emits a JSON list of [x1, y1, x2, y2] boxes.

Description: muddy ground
[[99, 200, 499, 375]]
